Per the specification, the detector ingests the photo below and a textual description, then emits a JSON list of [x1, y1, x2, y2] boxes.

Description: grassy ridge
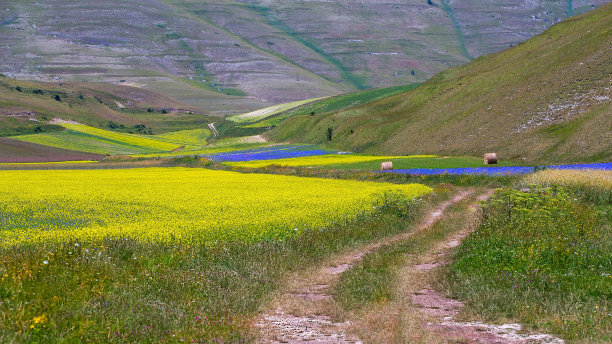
[[228, 97, 327, 124], [270, 4, 612, 163], [244, 84, 420, 128]]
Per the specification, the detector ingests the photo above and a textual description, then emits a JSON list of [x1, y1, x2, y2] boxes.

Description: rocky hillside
[[1, 0, 607, 113]]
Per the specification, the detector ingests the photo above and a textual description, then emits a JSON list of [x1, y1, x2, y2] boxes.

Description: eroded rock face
[[0, 0, 607, 106]]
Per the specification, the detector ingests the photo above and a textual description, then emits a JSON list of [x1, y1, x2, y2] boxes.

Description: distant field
[[132, 137, 271, 158], [151, 128, 210, 146], [524, 169, 612, 189], [0, 137, 103, 163], [227, 154, 493, 170], [14, 124, 182, 155], [0, 168, 431, 246]]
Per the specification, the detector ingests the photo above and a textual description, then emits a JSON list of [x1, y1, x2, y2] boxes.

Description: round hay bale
[[484, 153, 498, 165], [381, 161, 393, 171]]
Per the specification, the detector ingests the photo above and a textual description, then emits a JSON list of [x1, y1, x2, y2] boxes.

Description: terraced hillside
[[1, 0, 607, 110], [271, 3, 612, 164]]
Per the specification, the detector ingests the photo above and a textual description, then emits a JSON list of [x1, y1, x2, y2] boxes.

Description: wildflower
[[33, 314, 47, 324], [42, 260, 48, 265]]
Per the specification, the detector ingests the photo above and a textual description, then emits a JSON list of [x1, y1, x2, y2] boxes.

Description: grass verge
[[443, 186, 611, 342]]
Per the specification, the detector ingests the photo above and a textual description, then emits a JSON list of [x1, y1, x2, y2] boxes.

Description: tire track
[[254, 190, 474, 343]]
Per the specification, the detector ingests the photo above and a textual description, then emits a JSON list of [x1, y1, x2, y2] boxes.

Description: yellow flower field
[[61, 124, 179, 151], [226, 154, 437, 168], [0, 168, 431, 246]]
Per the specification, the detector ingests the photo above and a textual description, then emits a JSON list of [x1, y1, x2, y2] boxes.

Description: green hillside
[[229, 84, 420, 129], [242, 84, 421, 128], [270, 4, 612, 164]]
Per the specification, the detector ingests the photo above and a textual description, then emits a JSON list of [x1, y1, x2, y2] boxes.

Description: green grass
[[326, 156, 516, 170], [0, 124, 64, 137], [226, 163, 519, 188], [443, 187, 611, 341], [334, 243, 411, 311], [270, 4, 612, 163], [0, 184, 427, 343]]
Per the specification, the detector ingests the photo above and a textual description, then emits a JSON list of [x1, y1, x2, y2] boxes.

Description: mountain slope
[[270, 3, 612, 163], [1, 0, 607, 109]]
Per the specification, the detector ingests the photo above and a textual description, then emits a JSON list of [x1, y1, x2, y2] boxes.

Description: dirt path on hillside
[[208, 122, 219, 137], [254, 190, 474, 343]]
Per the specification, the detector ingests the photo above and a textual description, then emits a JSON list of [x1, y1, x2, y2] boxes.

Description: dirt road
[[255, 189, 564, 343]]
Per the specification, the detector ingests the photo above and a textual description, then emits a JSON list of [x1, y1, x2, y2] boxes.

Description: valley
[[0, 2, 610, 343]]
